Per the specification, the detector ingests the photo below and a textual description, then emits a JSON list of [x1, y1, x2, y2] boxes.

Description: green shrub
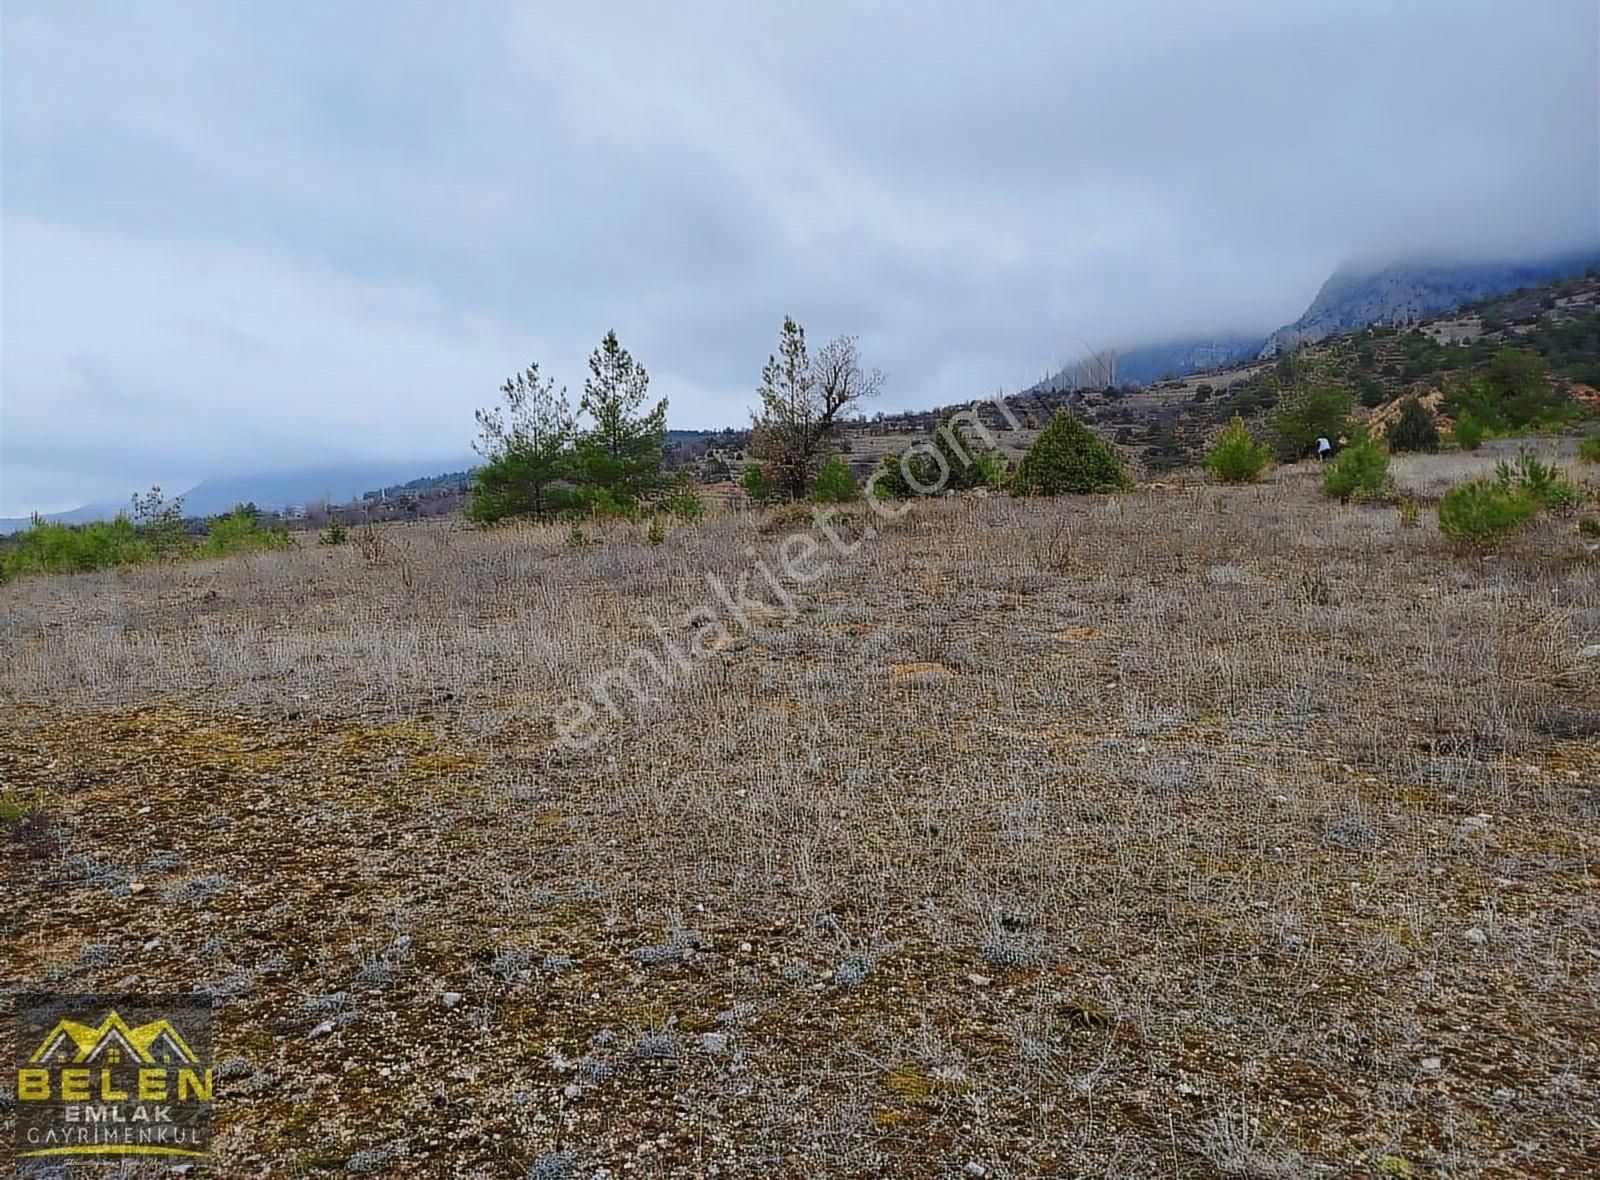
[[1449, 412, 1485, 451], [1576, 516, 1600, 539], [1437, 478, 1537, 547], [1577, 434, 1600, 464], [1445, 347, 1572, 432], [1320, 435, 1390, 503], [810, 455, 857, 503], [1496, 447, 1582, 510], [740, 463, 775, 505], [1271, 385, 1353, 461], [0, 515, 153, 580], [1387, 398, 1440, 453], [1011, 412, 1130, 496], [583, 486, 642, 522], [869, 452, 920, 500], [319, 520, 348, 546], [1205, 416, 1271, 484], [201, 505, 290, 557], [660, 475, 705, 519], [971, 448, 1008, 490], [646, 515, 666, 545]]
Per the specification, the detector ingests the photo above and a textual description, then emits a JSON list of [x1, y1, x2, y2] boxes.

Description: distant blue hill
[[1, 457, 478, 534]]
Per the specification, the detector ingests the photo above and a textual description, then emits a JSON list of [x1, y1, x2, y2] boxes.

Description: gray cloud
[[3, 0, 1596, 513]]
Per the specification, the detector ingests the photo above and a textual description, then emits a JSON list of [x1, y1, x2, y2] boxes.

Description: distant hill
[[1035, 250, 1600, 392], [1259, 250, 1600, 356], [1102, 335, 1266, 387], [1, 457, 479, 533]]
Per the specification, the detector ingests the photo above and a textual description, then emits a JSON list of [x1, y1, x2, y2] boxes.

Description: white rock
[[1421, 1056, 1442, 1072], [1576, 644, 1600, 661], [1463, 926, 1488, 946], [964, 1163, 988, 1179], [308, 1021, 334, 1039], [441, 992, 464, 1009], [702, 1032, 729, 1055]]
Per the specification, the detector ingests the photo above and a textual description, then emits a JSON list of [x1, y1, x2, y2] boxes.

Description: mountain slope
[[1260, 251, 1600, 355]]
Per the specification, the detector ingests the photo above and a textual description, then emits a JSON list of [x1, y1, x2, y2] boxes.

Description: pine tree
[[1011, 412, 1130, 496], [576, 331, 668, 507], [469, 362, 580, 522], [1387, 397, 1440, 453]]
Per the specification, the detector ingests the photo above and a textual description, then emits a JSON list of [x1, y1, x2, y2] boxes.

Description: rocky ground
[[2, 462, 1598, 1177]]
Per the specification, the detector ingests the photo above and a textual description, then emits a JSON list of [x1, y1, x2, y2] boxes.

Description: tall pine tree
[[576, 331, 668, 507]]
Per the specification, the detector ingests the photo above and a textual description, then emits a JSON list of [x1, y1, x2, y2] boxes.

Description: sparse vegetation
[[1577, 433, 1600, 464], [4, 460, 1596, 1175]]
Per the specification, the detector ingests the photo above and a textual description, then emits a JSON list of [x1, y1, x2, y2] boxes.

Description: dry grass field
[[2, 458, 1598, 1178]]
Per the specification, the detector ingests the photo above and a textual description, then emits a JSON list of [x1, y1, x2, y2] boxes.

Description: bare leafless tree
[[751, 317, 884, 498]]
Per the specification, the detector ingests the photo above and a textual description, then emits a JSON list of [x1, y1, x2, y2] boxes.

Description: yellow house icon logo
[[29, 1011, 202, 1068], [12, 994, 214, 1162]]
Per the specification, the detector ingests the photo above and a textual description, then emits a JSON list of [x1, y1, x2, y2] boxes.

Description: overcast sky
[[3, 1, 1597, 514]]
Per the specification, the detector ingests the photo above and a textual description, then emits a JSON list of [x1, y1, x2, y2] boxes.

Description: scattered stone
[[1463, 927, 1488, 946], [702, 1032, 729, 1055], [216, 1057, 254, 1081], [542, 953, 575, 975], [1420, 1057, 1442, 1072], [964, 1163, 988, 1178], [144, 850, 185, 873], [441, 992, 464, 1009], [779, 962, 813, 985], [1576, 644, 1600, 662], [308, 1021, 335, 1039]]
